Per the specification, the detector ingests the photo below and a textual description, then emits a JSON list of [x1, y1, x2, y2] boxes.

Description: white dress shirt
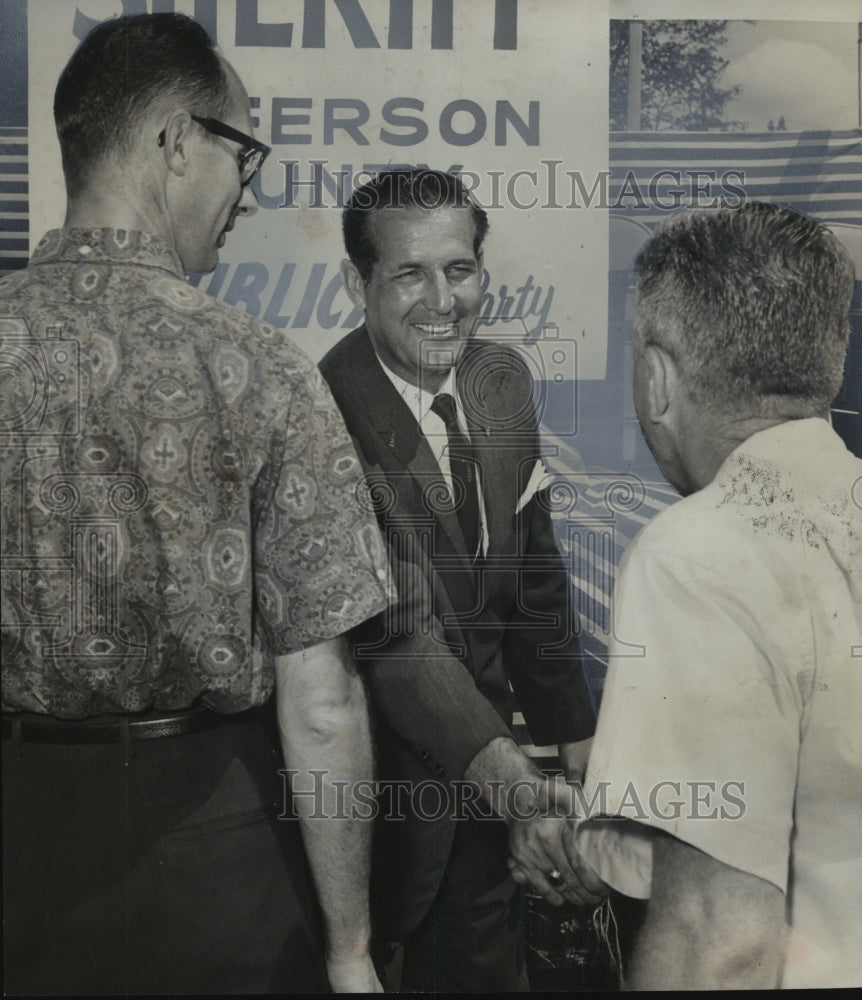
[[377, 360, 488, 557], [376, 355, 554, 557]]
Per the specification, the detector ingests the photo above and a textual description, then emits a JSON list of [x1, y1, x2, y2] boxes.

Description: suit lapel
[[345, 328, 475, 569]]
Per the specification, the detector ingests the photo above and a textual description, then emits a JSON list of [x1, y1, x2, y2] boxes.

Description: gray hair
[[634, 201, 856, 413]]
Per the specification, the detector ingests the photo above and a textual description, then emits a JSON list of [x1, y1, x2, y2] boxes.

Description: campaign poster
[[2, 0, 862, 990]]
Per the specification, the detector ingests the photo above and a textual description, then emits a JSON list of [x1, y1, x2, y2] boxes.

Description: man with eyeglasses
[[0, 12, 392, 995]]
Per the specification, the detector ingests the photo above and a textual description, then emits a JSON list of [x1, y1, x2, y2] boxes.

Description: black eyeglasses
[[158, 115, 271, 186]]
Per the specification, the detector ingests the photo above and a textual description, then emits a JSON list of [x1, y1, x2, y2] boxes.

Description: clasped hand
[[505, 775, 607, 907]]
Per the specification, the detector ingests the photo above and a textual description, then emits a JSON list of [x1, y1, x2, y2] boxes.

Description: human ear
[[340, 258, 367, 310], [158, 110, 194, 178], [643, 343, 678, 424]]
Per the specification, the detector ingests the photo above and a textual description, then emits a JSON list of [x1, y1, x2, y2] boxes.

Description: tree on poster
[[610, 20, 744, 132]]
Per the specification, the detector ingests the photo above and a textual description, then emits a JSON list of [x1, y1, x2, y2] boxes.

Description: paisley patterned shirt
[[0, 228, 393, 718]]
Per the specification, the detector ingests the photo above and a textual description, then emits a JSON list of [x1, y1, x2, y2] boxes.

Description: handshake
[[505, 771, 608, 907], [466, 736, 608, 907]]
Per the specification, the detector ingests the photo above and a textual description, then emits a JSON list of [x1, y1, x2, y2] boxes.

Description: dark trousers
[[2, 707, 329, 995], [397, 817, 529, 993]]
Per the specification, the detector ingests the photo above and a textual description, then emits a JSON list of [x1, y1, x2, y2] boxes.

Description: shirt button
[[421, 750, 431, 761]]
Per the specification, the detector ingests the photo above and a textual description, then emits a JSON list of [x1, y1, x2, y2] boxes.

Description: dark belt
[[1, 705, 265, 745]]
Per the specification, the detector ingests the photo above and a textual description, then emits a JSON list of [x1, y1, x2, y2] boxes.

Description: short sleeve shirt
[[0, 228, 394, 718], [575, 419, 862, 989]]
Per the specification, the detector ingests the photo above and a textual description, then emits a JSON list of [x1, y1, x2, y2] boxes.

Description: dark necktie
[[430, 392, 481, 557]]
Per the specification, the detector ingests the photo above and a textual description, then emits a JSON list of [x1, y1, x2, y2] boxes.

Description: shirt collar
[[376, 355, 458, 424], [30, 228, 185, 277], [715, 417, 851, 495]]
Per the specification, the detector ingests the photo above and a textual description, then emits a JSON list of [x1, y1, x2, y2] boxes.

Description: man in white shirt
[[575, 201, 862, 989]]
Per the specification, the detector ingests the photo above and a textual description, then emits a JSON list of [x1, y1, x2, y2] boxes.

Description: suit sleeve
[[502, 484, 596, 746], [348, 544, 512, 782]]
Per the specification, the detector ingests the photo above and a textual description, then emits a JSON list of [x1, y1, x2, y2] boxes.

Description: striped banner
[[609, 128, 862, 229], [0, 126, 28, 272]]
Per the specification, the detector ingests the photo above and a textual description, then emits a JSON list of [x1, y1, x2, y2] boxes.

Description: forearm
[[350, 568, 510, 781], [464, 735, 543, 822], [275, 640, 376, 960], [628, 834, 786, 990], [629, 905, 784, 990]]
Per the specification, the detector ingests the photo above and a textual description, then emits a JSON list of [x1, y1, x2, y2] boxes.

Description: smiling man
[[1, 13, 392, 994], [344, 200, 481, 392], [319, 169, 599, 992]]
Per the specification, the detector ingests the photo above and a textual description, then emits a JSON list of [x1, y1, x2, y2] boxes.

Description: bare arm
[[628, 833, 786, 990], [274, 636, 382, 993]]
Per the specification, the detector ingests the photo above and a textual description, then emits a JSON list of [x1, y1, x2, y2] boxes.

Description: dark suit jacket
[[319, 326, 595, 938]]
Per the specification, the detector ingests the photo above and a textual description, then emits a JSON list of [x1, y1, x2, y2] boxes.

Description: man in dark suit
[[319, 169, 601, 992]]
